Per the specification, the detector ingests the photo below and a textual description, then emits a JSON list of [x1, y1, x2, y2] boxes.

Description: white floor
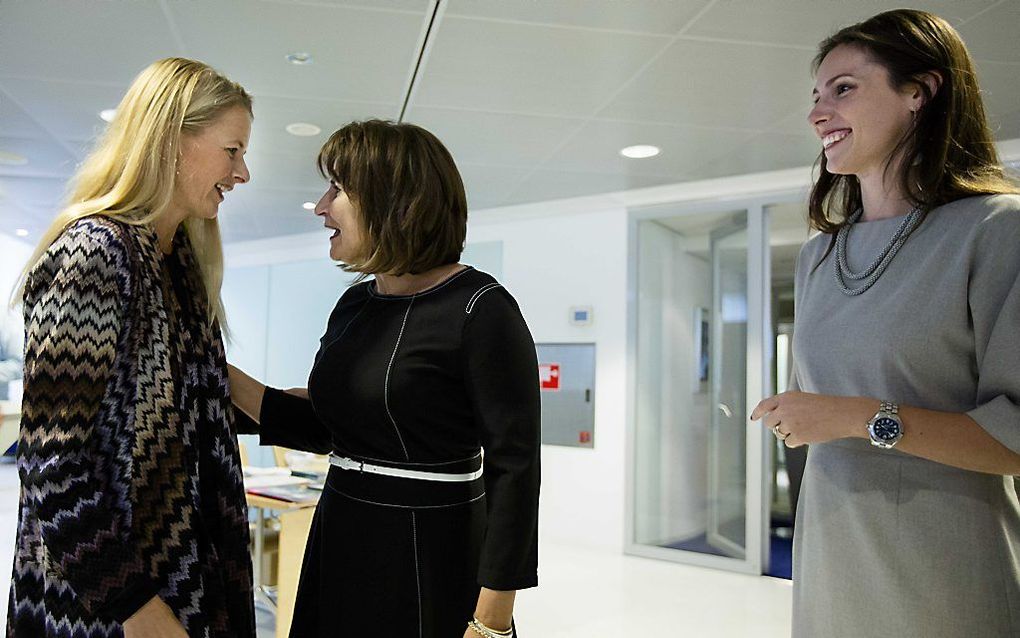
[[0, 464, 791, 636]]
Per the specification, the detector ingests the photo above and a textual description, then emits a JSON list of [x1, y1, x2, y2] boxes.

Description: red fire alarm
[[539, 363, 560, 391], [579, 431, 591, 444]]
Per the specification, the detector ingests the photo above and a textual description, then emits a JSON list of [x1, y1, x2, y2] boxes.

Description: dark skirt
[[288, 458, 494, 637]]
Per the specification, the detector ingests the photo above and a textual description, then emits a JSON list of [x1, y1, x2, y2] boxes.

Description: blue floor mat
[[662, 532, 792, 580]]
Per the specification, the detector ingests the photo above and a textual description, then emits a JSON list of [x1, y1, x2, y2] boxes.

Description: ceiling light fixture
[[620, 145, 660, 159], [286, 122, 321, 137], [285, 52, 313, 65], [15, 229, 29, 237], [100, 109, 117, 122], [0, 150, 28, 166], [302, 202, 315, 210]]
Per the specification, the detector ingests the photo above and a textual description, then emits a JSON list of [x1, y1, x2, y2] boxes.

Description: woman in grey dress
[[750, 9, 1020, 637]]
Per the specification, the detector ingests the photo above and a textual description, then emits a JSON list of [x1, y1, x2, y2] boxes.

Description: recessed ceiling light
[[302, 201, 316, 210], [0, 150, 27, 166], [286, 122, 321, 137], [620, 145, 660, 159], [15, 229, 29, 237], [285, 52, 313, 65], [99, 108, 117, 122]]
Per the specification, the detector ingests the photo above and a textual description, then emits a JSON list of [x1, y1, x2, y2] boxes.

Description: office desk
[[246, 493, 318, 638], [0, 401, 19, 455]]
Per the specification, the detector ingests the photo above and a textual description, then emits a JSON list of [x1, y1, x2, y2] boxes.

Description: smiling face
[[171, 106, 251, 221], [809, 44, 920, 181], [315, 181, 368, 263]]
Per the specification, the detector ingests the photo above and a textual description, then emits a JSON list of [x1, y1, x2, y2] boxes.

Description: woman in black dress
[[230, 119, 540, 637]]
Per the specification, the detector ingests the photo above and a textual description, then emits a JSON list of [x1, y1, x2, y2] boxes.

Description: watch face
[[872, 417, 901, 441]]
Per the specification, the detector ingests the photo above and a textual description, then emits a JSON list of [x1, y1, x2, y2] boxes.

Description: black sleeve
[[462, 287, 541, 590], [233, 405, 259, 435], [257, 387, 333, 454]]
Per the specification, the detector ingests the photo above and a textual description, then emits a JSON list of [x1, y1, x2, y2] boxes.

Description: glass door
[[707, 222, 748, 558], [629, 204, 770, 575]]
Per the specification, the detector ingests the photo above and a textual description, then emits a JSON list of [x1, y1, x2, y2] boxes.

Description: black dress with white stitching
[[255, 266, 540, 637]]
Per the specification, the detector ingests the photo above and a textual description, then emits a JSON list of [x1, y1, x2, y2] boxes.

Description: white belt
[[329, 454, 483, 483]]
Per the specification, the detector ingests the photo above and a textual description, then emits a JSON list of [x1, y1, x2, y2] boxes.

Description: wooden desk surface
[[245, 489, 317, 638]]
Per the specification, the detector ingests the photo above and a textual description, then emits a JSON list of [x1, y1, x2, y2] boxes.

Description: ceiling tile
[[248, 95, 399, 158], [685, 131, 820, 181], [445, 0, 711, 35], [990, 108, 1020, 142], [0, 0, 182, 84], [0, 89, 53, 140], [167, 0, 425, 103], [543, 119, 749, 177], [0, 176, 68, 210], [216, 186, 324, 241], [456, 163, 534, 210], [403, 106, 583, 168], [972, 61, 1020, 139], [287, 0, 430, 10], [505, 168, 678, 206], [959, 2, 1020, 63], [685, 0, 997, 48], [772, 109, 813, 136], [0, 0, 1016, 245], [0, 137, 77, 179], [598, 38, 813, 129], [414, 16, 668, 116], [0, 78, 125, 142], [0, 200, 42, 237], [244, 148, 327, 195]]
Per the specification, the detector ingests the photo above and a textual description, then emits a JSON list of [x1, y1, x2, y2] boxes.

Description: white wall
[[468, 208, 630, 552], [0, 233, 31, 305], [222, 211, 634, 551], [0, 233, 31, 403]]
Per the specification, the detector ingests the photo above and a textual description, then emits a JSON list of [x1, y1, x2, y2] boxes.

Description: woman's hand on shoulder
[[122, 596, 188, 638], [750, 391, 877, 447], [227, 363, 267, 420]]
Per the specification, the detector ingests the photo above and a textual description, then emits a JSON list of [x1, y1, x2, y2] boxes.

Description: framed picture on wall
[[693, 306, 709, 393]]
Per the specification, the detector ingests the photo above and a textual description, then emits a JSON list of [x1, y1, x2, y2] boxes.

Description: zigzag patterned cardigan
[[7, 217, 255, 637]]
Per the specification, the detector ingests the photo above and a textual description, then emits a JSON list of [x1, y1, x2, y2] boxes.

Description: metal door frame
[[624, 192, 799, 575]]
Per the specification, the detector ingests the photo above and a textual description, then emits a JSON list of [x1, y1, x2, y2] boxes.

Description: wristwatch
[[867, 401, 903, 449]]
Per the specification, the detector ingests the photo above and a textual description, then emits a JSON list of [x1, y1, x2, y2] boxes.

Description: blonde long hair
[[15, 57, 252, 326]]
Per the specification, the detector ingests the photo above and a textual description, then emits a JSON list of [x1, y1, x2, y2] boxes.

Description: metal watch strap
[[880, 401, 898, 417]]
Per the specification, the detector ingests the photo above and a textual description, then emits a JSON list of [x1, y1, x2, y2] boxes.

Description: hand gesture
[[750, 391, 874, 447]]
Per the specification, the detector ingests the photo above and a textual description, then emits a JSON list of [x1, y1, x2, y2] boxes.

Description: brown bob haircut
[[317, 119, 467, 276], [809, 8, 1017, 236]]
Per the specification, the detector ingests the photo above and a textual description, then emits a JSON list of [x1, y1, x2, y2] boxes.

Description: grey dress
[[791, 194, 1020, 638]]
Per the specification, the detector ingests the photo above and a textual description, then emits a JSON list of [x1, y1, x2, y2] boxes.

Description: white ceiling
[[1, 0, 1017, 243]]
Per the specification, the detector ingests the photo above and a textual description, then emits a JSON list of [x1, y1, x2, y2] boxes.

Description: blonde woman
[[6, 58, 255, 638]]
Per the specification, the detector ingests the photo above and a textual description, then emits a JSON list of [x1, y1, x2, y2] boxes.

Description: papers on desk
[[243, 466, 308, 489], [243, 465, 322, 503], [247, 483, 321, 503]]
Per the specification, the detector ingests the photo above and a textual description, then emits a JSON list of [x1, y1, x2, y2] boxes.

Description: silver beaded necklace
[[833, 204, 924, 296]]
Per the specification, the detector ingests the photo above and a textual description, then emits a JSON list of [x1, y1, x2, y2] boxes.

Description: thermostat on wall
[[569, 305, 593, 326]]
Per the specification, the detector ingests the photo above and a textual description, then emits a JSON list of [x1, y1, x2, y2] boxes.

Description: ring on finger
[[771, 424, 789, 441]]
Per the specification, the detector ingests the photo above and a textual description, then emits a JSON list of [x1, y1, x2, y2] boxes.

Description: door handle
[[717, 403, 733, 418]]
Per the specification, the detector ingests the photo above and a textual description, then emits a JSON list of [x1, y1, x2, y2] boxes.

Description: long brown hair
[[317, 119, 467, 277], [808, 9, 1017, 236]]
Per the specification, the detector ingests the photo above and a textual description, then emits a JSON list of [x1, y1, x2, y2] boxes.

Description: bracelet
[[468, 617, 513, 638]]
